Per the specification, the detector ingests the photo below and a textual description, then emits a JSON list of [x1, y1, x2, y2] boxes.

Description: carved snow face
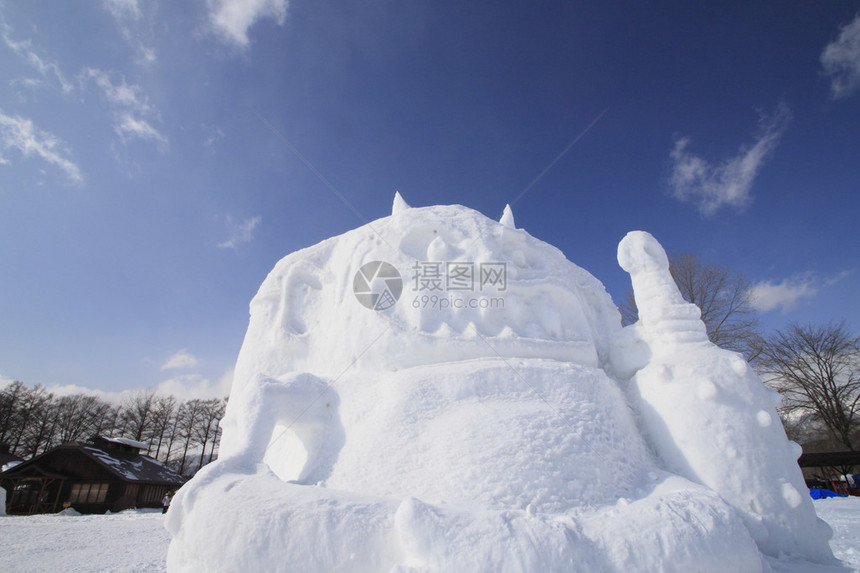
[[230, 203, 622, 397], [215, 202, 631, 505]]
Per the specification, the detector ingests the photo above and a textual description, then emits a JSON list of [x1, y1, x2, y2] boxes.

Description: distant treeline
[[0, 381, 225, 477]]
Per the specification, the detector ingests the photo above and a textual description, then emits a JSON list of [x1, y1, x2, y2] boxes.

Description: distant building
[[0, 436, 185, 515], [798, 450, 860, 495]]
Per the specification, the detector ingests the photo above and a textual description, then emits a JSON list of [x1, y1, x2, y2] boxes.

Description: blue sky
[[1, 0, 858, 399]]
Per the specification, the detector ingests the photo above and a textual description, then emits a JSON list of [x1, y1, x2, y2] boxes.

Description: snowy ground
[[819, 497, 860, 570], [0, 499, 858, 572], [0, 509, 170, 573]]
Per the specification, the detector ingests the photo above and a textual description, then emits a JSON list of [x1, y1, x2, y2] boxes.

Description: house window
[[141, 485, 167, 504], [125, 483, 139, 500], [69, 483, 109, 504], [11, 483, 38, 505]]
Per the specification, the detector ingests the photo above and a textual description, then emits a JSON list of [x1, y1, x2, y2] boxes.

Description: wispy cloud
[[104, 0, 141, 20], [161, 350, 202, 371], [86, 68, 150, 111], [750, 270, 850, 313], [218, 214, 262, 249], [0, 112, 83, 183], [102, 0, 157, 67], [84, 68, 167, 148], [825, 269, 853, 286], [1, 20, 74, 93], [203, 125, 225, 149], [669, 103, 792, 216], [207, 0, 289, 47], [116, 113, 167, 144], [821, 13, 860, 100]]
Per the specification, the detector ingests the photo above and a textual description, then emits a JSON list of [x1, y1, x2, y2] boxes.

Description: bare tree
[[120, 390, 158, 446], [0, 381, 27, 445], [149, 395, 178, 461], [6, 385, 53, 456], [21, 397, 59, 457], [161, 403, 185, 464], [174, 399, 205, 475], [759, 322, 860, 451], [89, 401, 120, 439], [620, 252, 762, 361], [194, 398, 226, 471], [54, 394, 111, 444]]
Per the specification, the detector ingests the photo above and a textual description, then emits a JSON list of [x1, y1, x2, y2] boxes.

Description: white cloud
[[84, 68, 167, 147], [669, 103, 792, 216], [204, 126, 225, 148], [42, 383, 132, 405], [161, 350, 202, 371], [825, 269, 853, 286], [85, 68, 150, 113], [0, 375, 128, 403], [208, 0, 289, 47], [104, 0, 141, 21], [750, 270, 851, 314], [116, 113, 167, 145], [102, 0, 158, 67], [10, 77, 44, 90], [0, 112, 83, 183], [3, 373, 232, 405], [156, 370, 233, 402], [750, 276, 818, 313], [821, 13, 860, 99], [1, 21, 74, 93], [218, 215, 262, 249]]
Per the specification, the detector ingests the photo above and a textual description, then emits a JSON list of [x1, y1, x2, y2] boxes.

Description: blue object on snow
[[809, 488, 846, 499]]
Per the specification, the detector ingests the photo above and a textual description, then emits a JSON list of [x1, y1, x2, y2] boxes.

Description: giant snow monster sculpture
[[166, 195, 834, 572]]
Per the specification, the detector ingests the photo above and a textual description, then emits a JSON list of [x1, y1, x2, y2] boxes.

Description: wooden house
[[798, 450, 860, 495], [0, 436, 185, 515]]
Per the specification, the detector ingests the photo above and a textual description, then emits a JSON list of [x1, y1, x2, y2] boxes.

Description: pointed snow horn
[[499, 204, 516, 229], [392, 191, 411, 215]]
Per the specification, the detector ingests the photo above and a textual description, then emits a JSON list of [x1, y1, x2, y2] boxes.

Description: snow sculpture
[[166, 198, 834, 572], [392, 191, 411, 215], [615, 231, 833, 561], [499, 203, 516, 228]]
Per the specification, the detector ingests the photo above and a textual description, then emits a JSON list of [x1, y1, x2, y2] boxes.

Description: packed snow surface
[[1, 499, 858, 572], [0, 509, 170, 572], [166, 198, 835, 572]]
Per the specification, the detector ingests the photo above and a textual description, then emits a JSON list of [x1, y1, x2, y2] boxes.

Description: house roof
[[80, 445, 183, 484], [0, 451, 23, 469], [99, 436, 149, 450], [0, 439, 184, 486], [798, 451, 860, 468]]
